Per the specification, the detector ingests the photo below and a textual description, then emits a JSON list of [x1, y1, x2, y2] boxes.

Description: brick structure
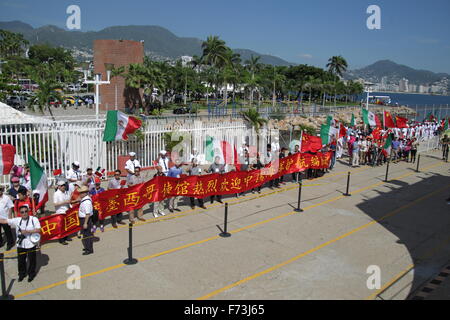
[[93, 39, 144, 111]]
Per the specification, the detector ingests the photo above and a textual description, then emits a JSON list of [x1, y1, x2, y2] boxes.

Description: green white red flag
[[28, 154, 48, 209], [103, 111, 142, 142]]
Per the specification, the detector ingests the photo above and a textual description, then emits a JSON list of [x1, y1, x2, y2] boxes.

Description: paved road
[[1, 150, 449, 300]]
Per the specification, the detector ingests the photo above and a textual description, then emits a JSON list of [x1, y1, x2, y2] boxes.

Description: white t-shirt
[[66, 169, 81, 182], [0, 194, 14, 219], [7, 216, 41, 249], [125, 159, 141, 176], [53, 189, 70, 214], [158, 157, 169, 174], [78, 195, 93, 218]]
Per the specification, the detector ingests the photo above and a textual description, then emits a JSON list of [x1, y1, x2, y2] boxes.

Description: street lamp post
[[82, 63, 113, 120], [364, 82, 373, 111]]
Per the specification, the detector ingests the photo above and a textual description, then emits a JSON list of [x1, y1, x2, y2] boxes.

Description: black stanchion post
[[219, 203, 231, 237], [0, 253, 14, 300], [344, 171, 351, 196], [384, 160, 390, 182], [123, 223, 138, 265], [416, 154, 421, 172], [294, 180, 304, 212]]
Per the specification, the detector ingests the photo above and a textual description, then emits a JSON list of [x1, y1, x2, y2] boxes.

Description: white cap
[[57, 180, 66, 186], [73, 161, 80, 167], [160, 150, 167, 155], [32, 189, 40, 194], [129, 152, 136, 157]]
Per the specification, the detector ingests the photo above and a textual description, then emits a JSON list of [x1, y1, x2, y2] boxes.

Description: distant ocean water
[[358, 92, 450, 121]]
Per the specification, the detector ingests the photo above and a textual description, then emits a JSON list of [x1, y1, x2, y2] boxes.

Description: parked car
[[173, 105, 190, 114], [49, 97, 62, 106], [6, 96, 27, 109]]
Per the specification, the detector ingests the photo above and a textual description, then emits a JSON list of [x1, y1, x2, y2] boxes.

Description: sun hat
[[129, 152, 136, 156], [160, 150, 167, 155], [57, 180, 66, 186], [73, 161, 80, 167], [78, 186, 89, 193], [11, 177, 20, 182]]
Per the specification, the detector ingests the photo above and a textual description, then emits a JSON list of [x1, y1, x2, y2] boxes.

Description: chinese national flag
[[339, 123, 347, 138], [384, 111, 395, 128], [396, 116, 408, 128], [301, 133, 323, 153]]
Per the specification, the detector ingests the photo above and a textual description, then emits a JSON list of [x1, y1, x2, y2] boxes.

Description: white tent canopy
[[0, 102, 53, 125]]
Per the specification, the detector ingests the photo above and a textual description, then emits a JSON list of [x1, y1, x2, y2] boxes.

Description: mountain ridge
[[0, 20, 294, 66]]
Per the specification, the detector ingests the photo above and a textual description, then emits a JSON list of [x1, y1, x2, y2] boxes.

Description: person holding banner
[[152, 166, 167, 217], [127, 166, 146, 222], [207, 156, 225, 203], [168, 159, 184, 212], [53, 180, 72, 245], [0, 204, 41, 282], [188, 158, 207, 209], [108, 170, 126, 228]]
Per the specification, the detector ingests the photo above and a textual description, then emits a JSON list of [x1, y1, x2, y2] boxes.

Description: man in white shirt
[[108, 169, 126, 228], [78, 186, 94, 255], [66, 161, 82, 194], [0, 185, 15, 250], [125, 152, 141, 182], [53, 180, 72, 245], [158, 150, 170, 175], [0, 204, 41, 282]]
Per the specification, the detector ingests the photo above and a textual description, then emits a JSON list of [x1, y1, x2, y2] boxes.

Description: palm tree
[[326, 56, 348, 109], [27, 64, 62, 121], [201, 36, 230, 100], [244, 55, 261, 107], [241, 107, 268, 155]]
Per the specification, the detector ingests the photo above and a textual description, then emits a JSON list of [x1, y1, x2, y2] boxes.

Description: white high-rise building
[[399, 78, 409, 92]]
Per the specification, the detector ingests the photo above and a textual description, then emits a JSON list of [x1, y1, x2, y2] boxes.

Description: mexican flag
[[320, 124, 338, 145], [383, 133, 393, 150], [362, 109, 381, 127], [103, 111, 142, 142], [442, 118, 449, 131], [28, 154, 48, 210], [0, 144, 15, 175], [205, 136, 233, 164]]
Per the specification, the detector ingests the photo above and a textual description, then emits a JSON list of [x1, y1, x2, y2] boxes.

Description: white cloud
[[298, 54, 313, 59]]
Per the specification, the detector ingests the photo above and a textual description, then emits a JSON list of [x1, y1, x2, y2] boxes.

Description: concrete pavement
[[1, 150, 449, 300]]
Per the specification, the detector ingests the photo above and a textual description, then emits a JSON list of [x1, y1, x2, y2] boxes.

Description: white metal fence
[[0, 118, 254, 185], [417, 135, 440, 154]]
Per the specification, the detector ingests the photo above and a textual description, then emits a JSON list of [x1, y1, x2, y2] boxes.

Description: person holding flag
[[28, 154, 48, 214]]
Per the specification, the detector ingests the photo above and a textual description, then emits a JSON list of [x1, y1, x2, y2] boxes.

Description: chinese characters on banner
[[39, 152, 332, 242]]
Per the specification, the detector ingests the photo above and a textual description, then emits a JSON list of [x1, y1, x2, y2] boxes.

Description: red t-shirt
[[14, 197, 35, 217]]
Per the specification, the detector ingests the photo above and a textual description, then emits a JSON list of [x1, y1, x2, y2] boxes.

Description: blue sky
[[1, 0, 450, 73]]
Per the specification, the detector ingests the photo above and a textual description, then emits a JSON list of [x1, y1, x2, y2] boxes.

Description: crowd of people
[[0, 118, 448, 283]]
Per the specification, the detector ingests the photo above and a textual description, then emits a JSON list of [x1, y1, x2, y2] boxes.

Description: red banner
[[38, 151, 332, 242]]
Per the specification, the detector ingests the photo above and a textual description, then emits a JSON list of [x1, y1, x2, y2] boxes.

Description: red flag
[[339, 123, 347, 138], [0, 144, 15, 175], [52, 169, 62, 176], [384, 111, 395, 128], [301, 133, 323, 153], [395, 116, 408, 128], [371, 128, 382, 140]]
